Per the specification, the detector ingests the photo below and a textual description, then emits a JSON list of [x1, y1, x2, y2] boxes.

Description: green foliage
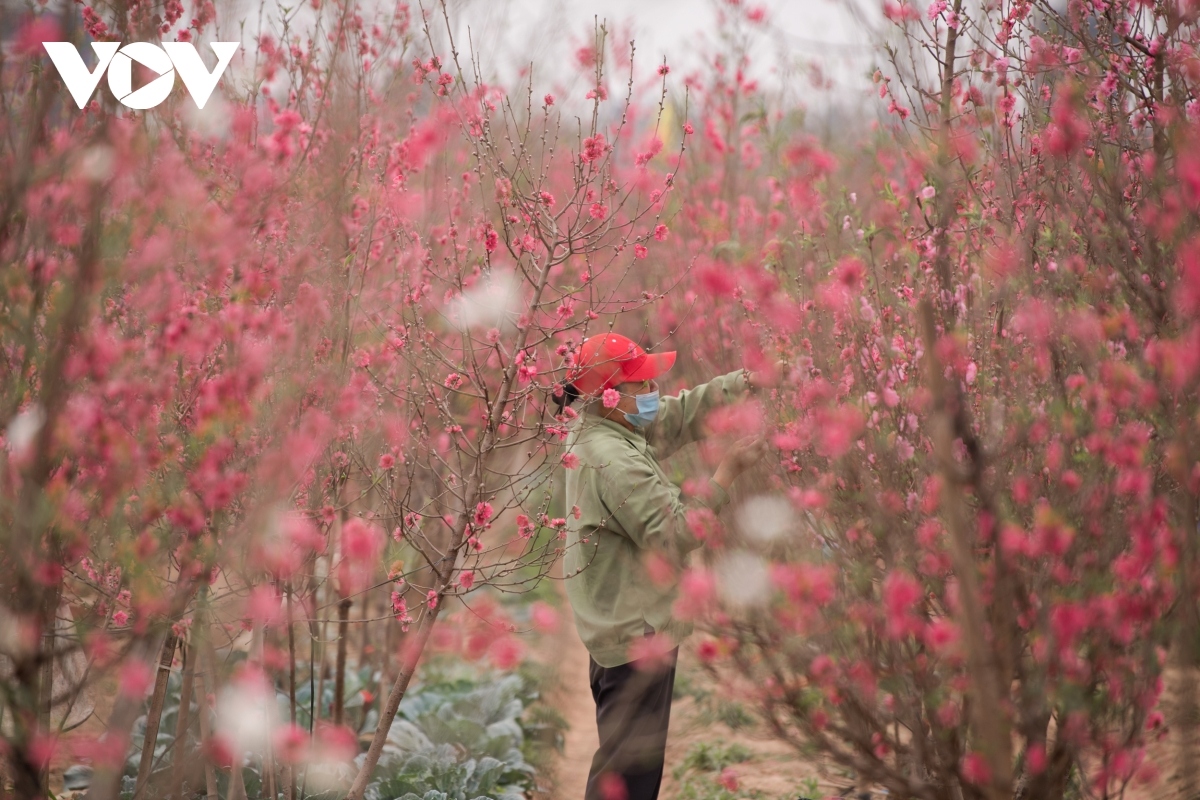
[[667, 743, 825, 800], [103, 655, 560, 800], [507, 658, 567, 769], [671, 672, 755, 731], [672, 669, 709, 702], [713, 701, 755, 731], [520, 702, 568, 757], [365, 670, 541, 800], [293, 661, 381, 733], [674, 742, 753, 777], [669, 742, 770, 800], [672, 775, 765, 800]]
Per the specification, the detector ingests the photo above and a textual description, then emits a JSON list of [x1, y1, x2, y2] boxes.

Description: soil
[[540, 603, 599, 800], [537, 594, 841, 800]]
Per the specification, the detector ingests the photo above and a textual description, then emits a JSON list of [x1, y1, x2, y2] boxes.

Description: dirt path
[[542, 597, 818, 800], [540, 591, 836, 800], [543, 598, 600, 800]]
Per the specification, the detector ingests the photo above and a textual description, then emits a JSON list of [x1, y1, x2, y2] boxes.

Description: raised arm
[[648, 369, 749, 459]]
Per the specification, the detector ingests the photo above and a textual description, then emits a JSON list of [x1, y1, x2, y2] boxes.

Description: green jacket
[[562, 370, 748, 667]]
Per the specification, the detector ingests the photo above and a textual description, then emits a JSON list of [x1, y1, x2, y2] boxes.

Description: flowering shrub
[[4, 0, 1200, 796], [648, 1, 1200, 799], [0, 0, 685, 796]]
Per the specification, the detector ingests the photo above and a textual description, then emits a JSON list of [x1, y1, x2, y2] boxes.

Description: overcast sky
[[428, 0, 882, 114], [197, 0, 887, 125]]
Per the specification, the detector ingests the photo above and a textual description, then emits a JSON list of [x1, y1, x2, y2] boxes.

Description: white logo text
[[42, 41, 239, 110]]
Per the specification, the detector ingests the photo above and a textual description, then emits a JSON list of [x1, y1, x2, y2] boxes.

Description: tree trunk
[[1172, 533, 1200, 800], [359, 588, 372, 675], [170, 642, 196, 800], [132, 632, 178, 800], [8, 652, 46, 800], [227, 754, 247, 800], [314, 601, 327, 730], [252, 624, 278, 800], [193, 651, 218, 800], [1176, 651, 1200, 800], [920, 302, 1013, 800], [333, 597, 351, 726], [286, 584, 297, 800], [34, 584, 63, 795], [36, 629, 54, 795], [344, 607, 442, 800], [378, 614, 395, 724], [83, 631, 173, 800]]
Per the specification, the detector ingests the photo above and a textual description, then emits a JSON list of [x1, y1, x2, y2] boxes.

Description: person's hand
[[713, 435, 770, 489], [745, 359, 787, 392]]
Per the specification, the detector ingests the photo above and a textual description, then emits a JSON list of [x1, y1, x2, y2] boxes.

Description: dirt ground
[[536, 597, 840, 800]]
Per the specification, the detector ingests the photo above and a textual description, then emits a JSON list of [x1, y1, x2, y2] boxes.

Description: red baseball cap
[[567, 333, 677, 396]]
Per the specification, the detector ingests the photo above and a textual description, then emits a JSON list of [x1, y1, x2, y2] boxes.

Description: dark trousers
[[584, 635, 679, 800]]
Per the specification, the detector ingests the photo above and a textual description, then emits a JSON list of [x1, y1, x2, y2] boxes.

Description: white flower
[[215, 671, 277, 755], [735, 495, 793, 544], [716, 551, 771, 609], [447, 271, 523, 330], [5, 406, 44, 456]]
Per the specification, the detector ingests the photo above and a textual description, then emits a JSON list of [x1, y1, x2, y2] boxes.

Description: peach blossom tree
[[645, 2, 1200, 800]]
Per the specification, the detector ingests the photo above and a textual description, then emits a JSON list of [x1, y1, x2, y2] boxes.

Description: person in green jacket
[[555, 332, 769, 800]]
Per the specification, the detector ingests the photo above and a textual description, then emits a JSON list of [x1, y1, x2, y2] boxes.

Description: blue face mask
[[623, 390, 660, 428]]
